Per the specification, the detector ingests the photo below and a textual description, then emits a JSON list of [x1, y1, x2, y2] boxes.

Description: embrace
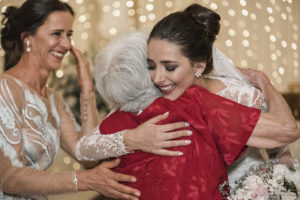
[[0, 1, 299, 200]]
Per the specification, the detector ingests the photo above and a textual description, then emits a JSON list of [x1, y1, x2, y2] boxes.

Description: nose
[[60, 35, 72, 50], [152, 67, 165, 85]]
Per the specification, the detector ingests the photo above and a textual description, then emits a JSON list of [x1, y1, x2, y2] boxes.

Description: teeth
[[160, 84, 175, 91], [51, 51, 64, 58]]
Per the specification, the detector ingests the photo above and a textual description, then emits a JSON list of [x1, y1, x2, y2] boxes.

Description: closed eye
[[165, 65, 177, 72]]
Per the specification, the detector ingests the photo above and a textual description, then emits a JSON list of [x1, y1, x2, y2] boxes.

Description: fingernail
[[185, 140, 191, 145], [187, 130, 192, 135], [164, 111, 169, 115], [131, 177, 137, 182], [178, 152, 183, 156], [185, 122, 190, 127], [135, 192, 141, 196]]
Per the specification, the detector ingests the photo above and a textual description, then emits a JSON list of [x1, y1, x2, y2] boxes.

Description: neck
[[5, 56, 50, 97], [194, 77, 209, 90]]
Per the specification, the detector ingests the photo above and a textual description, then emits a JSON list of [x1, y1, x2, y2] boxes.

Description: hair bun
[[184, 4, 220, 40], [1, 6, 20, 51]]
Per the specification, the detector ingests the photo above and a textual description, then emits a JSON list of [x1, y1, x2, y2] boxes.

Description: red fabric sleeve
[[186, 86, 261, 165]]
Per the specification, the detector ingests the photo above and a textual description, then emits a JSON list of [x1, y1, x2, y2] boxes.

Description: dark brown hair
[[1, 0, 74, 70], [149, 4, 220, 74]]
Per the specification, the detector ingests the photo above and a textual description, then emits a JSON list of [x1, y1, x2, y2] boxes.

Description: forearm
[[247, 74, 300, 147], [260, 76, 295, 123], [80, 91, 99, 138], [247, 114, 300, 148], [75, 128, 131, 161], [2, 167, 77, 196]]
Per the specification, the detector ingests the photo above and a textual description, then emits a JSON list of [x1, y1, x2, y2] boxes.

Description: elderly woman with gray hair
[[75, 31, 299, 199]]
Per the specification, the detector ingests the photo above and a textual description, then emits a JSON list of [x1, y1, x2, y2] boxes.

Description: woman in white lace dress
[[0, 0, 194, 199]]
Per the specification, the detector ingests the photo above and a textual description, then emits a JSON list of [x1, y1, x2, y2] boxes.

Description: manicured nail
[[178, 152, 183, 156], [187, 130, 192, 136], [185, 140, 191, 145], [135, 191, 141, 196], [131, 177, 137, 182], [185, 122, 190, 127]]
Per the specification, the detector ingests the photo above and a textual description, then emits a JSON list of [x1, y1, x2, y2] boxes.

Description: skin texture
[[147, 39, 205, 101]]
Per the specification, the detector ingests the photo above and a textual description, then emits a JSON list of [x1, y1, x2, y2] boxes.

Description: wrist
[[81, 89, 95, 97], [123, 129, 137, 152], [76, 170, 89, 191], [80, 92, 96, 122]]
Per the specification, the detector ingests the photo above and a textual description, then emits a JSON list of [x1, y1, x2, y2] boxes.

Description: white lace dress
[[0, 74, 128, 200], [206, 75, 269, 189], [0, 74, 62, 199]]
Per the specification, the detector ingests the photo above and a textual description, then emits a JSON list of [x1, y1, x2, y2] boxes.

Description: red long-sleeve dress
[[100, 86, 260, 200]]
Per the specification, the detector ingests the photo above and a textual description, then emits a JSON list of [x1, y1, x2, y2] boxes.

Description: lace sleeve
[[75, 127, 131, 161], [216, 77, 269, 113], [0, 78, 24, 168]]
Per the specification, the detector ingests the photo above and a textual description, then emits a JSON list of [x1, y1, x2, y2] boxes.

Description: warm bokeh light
[[0, 7, 299, 193]]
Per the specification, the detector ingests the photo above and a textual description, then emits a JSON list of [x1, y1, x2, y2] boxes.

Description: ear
[[21, 32, 32, 43], [193, 61, 206, 74]]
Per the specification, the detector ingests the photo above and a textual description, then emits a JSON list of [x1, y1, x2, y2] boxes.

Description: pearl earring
[[194, 70, 202, 78], [26, 40, 31, 53]]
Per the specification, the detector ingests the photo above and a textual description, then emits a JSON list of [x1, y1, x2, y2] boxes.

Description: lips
[[50, 50, 65, 60], [159, 83, 176, 94]]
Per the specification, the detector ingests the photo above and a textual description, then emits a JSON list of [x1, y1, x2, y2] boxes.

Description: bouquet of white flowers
[[227, 160, 300, 200]]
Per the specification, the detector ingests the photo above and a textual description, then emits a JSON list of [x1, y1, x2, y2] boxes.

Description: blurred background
[[0, 0, 299, 199]]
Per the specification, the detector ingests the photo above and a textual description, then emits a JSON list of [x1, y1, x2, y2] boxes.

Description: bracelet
[[80, 92, 95, 122], [73, 171, 78, 191]]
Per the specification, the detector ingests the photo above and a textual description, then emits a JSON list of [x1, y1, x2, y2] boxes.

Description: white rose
[[273, 164, 290, 176], [233, 189, 253, 200], [281, 192, 297, 200], [244, 175, 264, 190]]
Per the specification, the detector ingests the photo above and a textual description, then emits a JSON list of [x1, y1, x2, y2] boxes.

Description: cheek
[[148, 70, 155, 81]]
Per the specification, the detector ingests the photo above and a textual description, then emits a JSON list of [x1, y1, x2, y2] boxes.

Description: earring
[[26, 40, 31, 53], [194, 70, 202, 78]]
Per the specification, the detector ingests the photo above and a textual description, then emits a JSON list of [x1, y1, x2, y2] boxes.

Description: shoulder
[[0, 74, 25, 106], [205, 78, 227, 94], [100, 110, 137, 133], [0, 74, 24, 91]]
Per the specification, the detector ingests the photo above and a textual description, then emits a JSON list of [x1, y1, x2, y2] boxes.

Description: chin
[[164, 95, 179, 101]]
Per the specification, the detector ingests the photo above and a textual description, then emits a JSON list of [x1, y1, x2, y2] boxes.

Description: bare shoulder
[[205, 78, 226, 94]]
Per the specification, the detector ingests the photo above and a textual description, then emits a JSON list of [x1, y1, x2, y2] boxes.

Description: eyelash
[[147, 64, 178, 72], [51, 32, 73, 38], [147, 64, 155, 70], [165, 65, 177, 72]]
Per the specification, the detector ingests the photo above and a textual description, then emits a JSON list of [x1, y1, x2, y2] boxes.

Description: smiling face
[[147, 39, 203, 100], [26, 11, 73, 72]]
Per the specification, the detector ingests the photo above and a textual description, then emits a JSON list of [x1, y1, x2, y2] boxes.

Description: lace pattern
[[75, 129, 130, 161], [0, 74, 75, 200]]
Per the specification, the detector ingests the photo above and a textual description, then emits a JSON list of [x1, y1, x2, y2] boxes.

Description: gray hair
[[94, 32, 161, 113]]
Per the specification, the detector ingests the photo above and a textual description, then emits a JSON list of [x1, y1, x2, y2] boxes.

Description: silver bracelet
[[73, 171, 78, 191]]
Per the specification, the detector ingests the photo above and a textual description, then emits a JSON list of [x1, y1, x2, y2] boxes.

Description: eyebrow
[[147, 58, 178, 64], [51, 29, 73, 33]]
